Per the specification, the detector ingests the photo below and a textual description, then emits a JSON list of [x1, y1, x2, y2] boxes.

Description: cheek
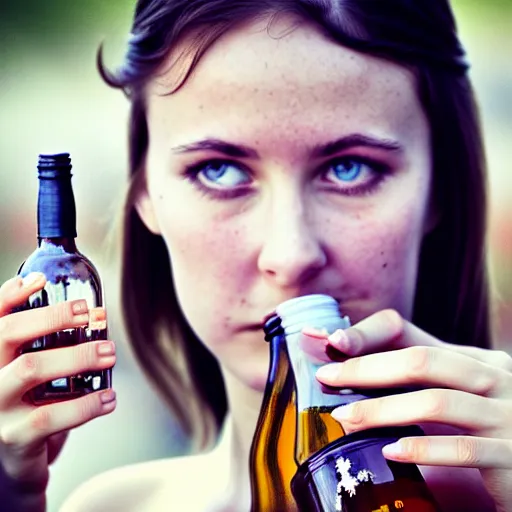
[[326, 206, 426, 317], [154, 197, 252, 339]]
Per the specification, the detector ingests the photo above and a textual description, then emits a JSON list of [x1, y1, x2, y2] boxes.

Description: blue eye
[[322, 157, 390, 196], [198, 161, 250, 187], [331, 160, 365, 182]]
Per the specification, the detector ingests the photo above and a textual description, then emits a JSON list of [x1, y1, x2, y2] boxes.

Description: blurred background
[[0, 0, 510, 510]]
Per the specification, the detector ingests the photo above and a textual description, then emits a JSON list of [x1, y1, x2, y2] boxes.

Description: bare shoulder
[[60, 451, 227, 512]]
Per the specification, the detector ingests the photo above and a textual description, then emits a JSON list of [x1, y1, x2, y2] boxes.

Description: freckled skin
[[140, 16, 433, 391]]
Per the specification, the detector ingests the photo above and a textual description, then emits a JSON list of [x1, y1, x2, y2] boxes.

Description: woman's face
[[138, 16, 433, 390]]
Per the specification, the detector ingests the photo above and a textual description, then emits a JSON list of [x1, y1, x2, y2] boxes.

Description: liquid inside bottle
[[298, 405, 345, 465], [16, 153, 112, 404]]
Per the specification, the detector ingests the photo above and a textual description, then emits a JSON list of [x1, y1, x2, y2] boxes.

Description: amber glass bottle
[[276, 295, 441, 512], [16, 153, 112, 404], [249, 315, 298, 511]]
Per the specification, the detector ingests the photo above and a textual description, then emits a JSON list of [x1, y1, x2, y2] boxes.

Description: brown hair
[[99, 0, 491, 450]]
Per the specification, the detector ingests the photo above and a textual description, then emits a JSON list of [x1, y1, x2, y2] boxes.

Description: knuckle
[[403, 436, 430, 460], [456, 436, 480, 465], [15, 353, 40, 385], [346, 326, 365, 354], [423, 389, 448, 420], [76, 395, 100, 422], [0, 425, 17, 446], [405, 346, 433, 381], [29, 406, 52, 434], [73, 343, 98, 371], [474, 371, 500, 396], [348, 400, 367, 427], [47, 305, 73, 331], [380, 309, 405, 341], [84, 341, 100, 364]]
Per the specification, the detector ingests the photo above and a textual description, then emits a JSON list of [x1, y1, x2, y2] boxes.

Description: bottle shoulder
[[19, 245, 101, 284], [17, 244, 104, 308]]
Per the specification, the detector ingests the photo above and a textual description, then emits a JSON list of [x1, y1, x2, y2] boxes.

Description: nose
[[257, 196, 327, 288]]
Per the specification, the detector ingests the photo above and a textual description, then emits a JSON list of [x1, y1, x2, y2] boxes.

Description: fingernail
[[89, 307, 107, 330], [97, 341, 115, 357], [22, 272, 45, 288], [302, 326, 329, 338], [382, 441, 404, 457], [72, 300, 88, 315], [100, 389, 116, 404], [328, 329, 349, 351], [316, 363, 340, 382], [89, 307, 106, 322], [331, 404, 353, 421]]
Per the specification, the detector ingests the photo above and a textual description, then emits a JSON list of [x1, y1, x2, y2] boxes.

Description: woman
[[0, 0, 510, 510]]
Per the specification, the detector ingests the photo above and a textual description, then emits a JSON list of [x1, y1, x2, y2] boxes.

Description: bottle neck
[[276, 295, 351, 412], [250, 316, 297, 510], [37, 154, 77, 239]]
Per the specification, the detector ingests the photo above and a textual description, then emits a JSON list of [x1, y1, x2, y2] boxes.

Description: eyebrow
[[171, 139, 259, 158], [170, 134, 402, 159]]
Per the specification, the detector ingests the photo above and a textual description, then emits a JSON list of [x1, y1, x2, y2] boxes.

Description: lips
[[231, 292, 348, 334], [255, 295, 343, 329], [261, 309, 278, 325]]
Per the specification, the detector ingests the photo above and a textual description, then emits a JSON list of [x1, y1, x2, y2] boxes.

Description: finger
[[0, 389, 117, 448], [0, 300, 90, 364], [0, 273, 46, 317], [327, 309, 512, 371], [0, 340, 116, 407], [330, 388, 506, 436], [326, 309, 446, 357], [382, 435, 512, 469], [316, 346, 512, 398]]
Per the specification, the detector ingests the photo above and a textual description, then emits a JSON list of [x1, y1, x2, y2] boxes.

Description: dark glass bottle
[[16, 153, 112, 404], [275, 295, 441, 512], [249, 315, 298, 511], [291, 427, 440, 512]]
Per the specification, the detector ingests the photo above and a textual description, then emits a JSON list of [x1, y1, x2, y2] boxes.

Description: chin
[[234, 361, 269, 392], [220, 347, 270, 393], [236, 357, 269, 392]]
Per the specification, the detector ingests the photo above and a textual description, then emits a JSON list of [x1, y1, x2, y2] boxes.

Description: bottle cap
[[37, 153, 72, 179], [276, 294, 350, 336]]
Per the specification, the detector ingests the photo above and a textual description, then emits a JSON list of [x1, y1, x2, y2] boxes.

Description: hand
[[310, 309, 512, 512], [0, 273, 117, 509]]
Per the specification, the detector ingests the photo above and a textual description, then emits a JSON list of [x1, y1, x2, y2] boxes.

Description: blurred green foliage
[[0, 0, 131, 37], [0, 0, 133, 66]]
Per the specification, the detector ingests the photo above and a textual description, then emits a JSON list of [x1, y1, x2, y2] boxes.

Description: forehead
[[147, 15, 426, 150]]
